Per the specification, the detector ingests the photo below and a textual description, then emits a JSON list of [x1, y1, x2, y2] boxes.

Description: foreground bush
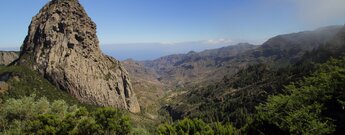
[[0, 95, 131, 135], [157, 118, 239, 135]]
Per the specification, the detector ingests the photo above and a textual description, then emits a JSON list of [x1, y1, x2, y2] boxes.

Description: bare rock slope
[[16, 0, 140, 113], [122, 60, 165, 110], [0, 51, 18, 65]]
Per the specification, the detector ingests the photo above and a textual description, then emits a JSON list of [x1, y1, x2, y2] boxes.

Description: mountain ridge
[[160, 24, 345, 130], [140, 43, 257, 87], [123, 25, 342, 90]]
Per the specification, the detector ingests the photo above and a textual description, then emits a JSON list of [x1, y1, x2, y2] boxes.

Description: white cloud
[[205, 38, 234, 45], [159, 41, 178, 45], [293, 0, 345, 25]]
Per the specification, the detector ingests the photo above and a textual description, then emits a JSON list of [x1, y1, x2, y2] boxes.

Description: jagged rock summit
[[16, 0, 140, 113]]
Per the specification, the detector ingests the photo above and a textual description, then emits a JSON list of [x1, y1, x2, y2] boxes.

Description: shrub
[[0, 95, 132, 135], [253, 57, 345, 134], [157, 118, 239, 135]]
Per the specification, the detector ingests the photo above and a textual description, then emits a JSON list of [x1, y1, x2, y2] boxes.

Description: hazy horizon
[[0, 40, 251, 61]]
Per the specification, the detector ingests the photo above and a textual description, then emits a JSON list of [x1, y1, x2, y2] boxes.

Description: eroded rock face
[[16, 0, 140, 113], [0, 51, 18, 66]]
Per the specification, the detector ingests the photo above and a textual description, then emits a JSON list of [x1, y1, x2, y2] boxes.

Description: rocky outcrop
[[15, 0, 140, 113], [0, 51, 18, 65]]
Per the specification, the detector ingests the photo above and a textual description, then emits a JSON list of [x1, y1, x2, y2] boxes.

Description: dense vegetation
[[161, 56, 316, 127], [0, 66, 81, 105], [251, 57, 345, 134], [159, 56, 345, 135], [0, 95, 131, 135], [158, 118, 239, 135]]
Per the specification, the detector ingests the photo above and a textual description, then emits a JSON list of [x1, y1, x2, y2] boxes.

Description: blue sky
[[0, 0, 345, 60]]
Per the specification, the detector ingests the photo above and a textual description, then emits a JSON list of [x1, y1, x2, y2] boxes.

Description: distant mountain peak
[[187, 51, 197, 54], [236, 42, 253, 46]]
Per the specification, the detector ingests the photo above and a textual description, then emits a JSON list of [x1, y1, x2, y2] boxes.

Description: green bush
[[94, 107, 131, 134], [253, 57, 345, 134], [131, 128, 150, 135], [212, 122, 238, 135], [0, 95, 132, 135], [157, 118, 239, 135], [0, 66, 82, 106]]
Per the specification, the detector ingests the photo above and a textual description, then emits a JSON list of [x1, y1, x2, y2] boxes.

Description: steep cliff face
[[16, 0, 140, 113], [0, 51, 18, 66]]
